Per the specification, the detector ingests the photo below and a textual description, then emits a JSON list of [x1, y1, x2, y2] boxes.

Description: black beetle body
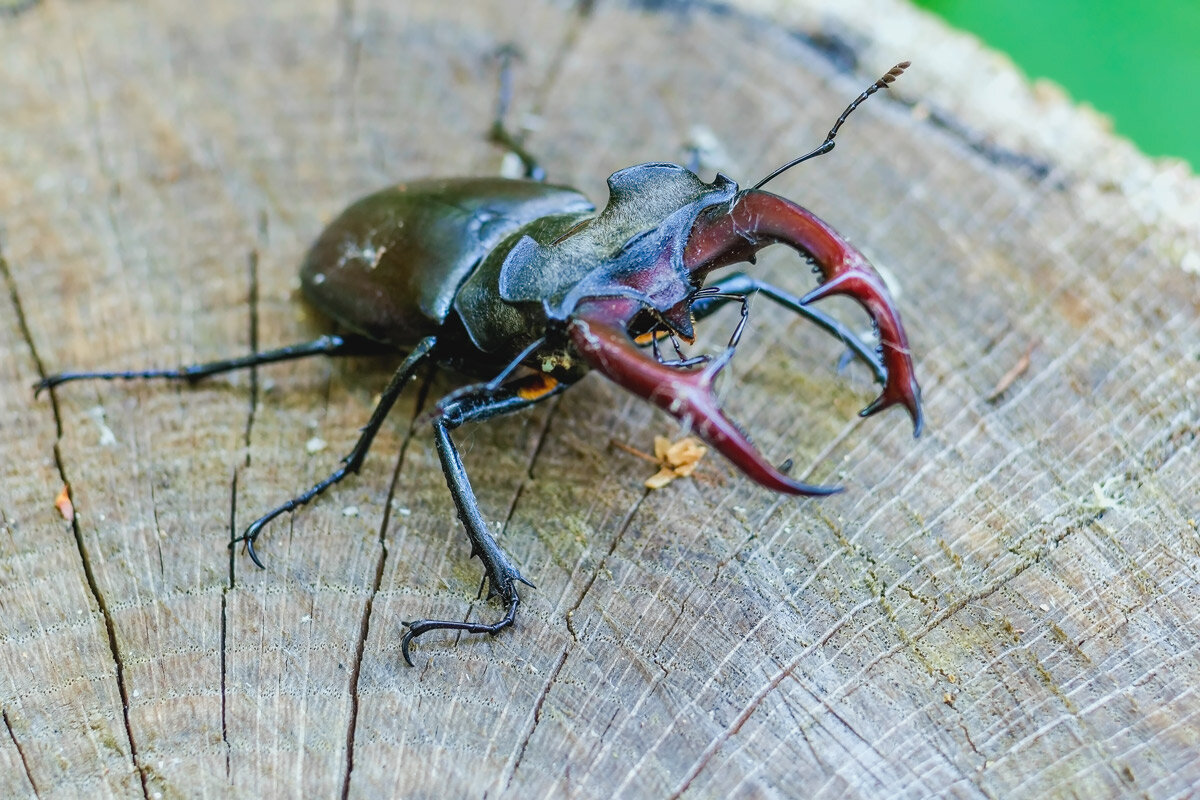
[[300, 178, 593, 356], [38, 63, 923, 665]]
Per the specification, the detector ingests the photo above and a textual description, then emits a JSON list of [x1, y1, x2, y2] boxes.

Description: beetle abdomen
[[300, 178, 593, 346]]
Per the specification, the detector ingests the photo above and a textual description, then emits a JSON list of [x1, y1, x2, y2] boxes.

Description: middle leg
[[401, 372, 565, 665], [236, 336, 438, 567]]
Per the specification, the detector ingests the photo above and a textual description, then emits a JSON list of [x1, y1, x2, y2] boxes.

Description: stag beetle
[[37, 60, 922, 665]]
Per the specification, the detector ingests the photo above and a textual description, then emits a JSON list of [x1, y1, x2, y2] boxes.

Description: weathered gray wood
[[1, 1, 1197, 797]]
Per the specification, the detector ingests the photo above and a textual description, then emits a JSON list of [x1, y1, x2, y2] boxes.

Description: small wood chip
[[54, 484, 74, 522], [611, 435, 711, 488], [986, 341, 1036, 402], [644, 436, 708, 489]]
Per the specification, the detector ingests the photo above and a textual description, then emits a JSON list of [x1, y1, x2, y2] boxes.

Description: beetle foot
[[231, 491, 322, 569], [400, 594, 521, 666], [231, 515, 277, 570]]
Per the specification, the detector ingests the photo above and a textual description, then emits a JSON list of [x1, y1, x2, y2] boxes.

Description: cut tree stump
[[1, 1, 1197, 797]]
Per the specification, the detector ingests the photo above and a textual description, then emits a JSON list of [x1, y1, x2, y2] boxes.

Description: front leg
[[691, 272, 887, 384], [401, 372, 564, 665]]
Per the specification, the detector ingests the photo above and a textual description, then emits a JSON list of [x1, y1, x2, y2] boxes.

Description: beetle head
[[498, 163, 736, 320], [567, 187, 922, 497], [566, 62, 920, 497]]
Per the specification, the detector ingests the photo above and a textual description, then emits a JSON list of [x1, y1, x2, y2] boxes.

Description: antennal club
[[750, 61, 910, 192]]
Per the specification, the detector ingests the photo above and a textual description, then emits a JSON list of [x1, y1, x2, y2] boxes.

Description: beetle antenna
[[749, 61, 909, 192]]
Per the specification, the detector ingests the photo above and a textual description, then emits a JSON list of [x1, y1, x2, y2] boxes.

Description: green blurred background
[[912, 0, 1200, 170]]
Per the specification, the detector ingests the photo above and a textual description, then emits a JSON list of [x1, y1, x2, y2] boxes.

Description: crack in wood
[[242, 242, 262, 463], [1, 245, 59, 431], [566, 490, 648, 640], [3, 709, 39, 797], [501, 646, 569, 791], [54, 444, 150, 800], [340, 369, 430, 799], [221, 470, 237, 781], [6, 241, 153, 796], [336, 0, 362, 139]]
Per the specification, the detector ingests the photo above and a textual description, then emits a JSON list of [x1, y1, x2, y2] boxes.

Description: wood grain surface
[[1, 1, 1197, 797]]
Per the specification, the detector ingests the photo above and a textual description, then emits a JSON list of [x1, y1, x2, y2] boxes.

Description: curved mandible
[[684, 191, 924, 435], [568, 297, 839, 496]]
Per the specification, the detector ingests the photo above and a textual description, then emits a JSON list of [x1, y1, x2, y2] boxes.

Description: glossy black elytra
[[37, 58, 922, 665]]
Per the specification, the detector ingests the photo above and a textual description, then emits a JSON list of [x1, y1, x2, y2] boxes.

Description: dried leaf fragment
[[54, 484, 74, 522], [644, 436, 707, 489]]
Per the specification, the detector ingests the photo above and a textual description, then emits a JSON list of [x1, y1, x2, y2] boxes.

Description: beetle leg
[[715, 291, 751, 350], [690, 273, 888, 384], [668, 332, 690, 362], [649, 327, 707, 368], [401, 373, 566, 666], [645, 292, 750, 370], [234, 336, 438, 567], [33, 334, 385, 395], [488, 45, 545, 181]]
